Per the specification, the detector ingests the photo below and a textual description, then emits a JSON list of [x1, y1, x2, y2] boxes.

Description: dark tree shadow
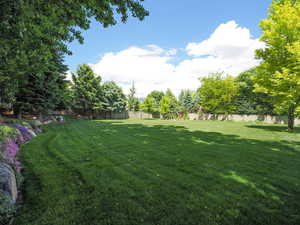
[[246, 124, 300, 133]]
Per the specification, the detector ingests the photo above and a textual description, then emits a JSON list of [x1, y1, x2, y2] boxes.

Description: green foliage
[[102, 81, 127, 113], [0, 0, 148, 117], [159, 96, 171, 118], [72, 64, 103, 115], [235, 68, 275, 115], [160, 90, 179, 119], [0, 192, 16, 225], [254, 0, 300, 130], [8, 120, 32, 129], [141, 97, 156, 113], [0, 126, 16, 143], [127, 82, 140, 112], [198, 73, 239, 114], [178, 90, 198, 113], [148, 91, 165, 103], [14, 52, 68, 116], [144, 91, 165, 113]]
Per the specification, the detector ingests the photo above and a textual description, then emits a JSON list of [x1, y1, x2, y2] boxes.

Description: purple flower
[[12, 125, 33, 143], [2, 137, 21, 172]]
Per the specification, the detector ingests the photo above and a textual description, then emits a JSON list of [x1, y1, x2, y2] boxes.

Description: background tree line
[[137, 69, 276, 119]]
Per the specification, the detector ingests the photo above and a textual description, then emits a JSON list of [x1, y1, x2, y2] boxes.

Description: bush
[[0, 126, 16, 143], [9, 120, 32, 129], [0, 192, 16, 225]]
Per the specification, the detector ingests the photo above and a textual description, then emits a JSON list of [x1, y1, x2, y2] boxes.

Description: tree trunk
[[17, 109, 22, 120], [287, 104, 295, 132], [39, 112, 43, 121]]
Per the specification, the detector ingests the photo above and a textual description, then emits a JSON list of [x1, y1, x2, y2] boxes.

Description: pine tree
[[102, 81, 127, 113], [72, 64, 103, 117], [127, 82, 140, 111]]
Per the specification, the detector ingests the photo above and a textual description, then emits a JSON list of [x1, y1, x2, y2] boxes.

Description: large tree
[[0, 0, 148, 116], [141, 97, 156, 114], [145, 91, 165, 113], [72, 64, 103, 117], [102, 81, 127, 113], [160, 89, 179, 119], [198, 73, 239, 114], [253, 0, 300, 131], [13, 51, 68, 119], [235, 68, 275, 115]]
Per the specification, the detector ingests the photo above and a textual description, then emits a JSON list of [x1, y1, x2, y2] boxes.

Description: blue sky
[[65, 0, 272, 97]]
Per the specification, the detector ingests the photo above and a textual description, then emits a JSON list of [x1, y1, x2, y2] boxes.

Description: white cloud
[[186, 20, 264, 59], [89, 21, 264, 97], [65, 71, 73, 81]]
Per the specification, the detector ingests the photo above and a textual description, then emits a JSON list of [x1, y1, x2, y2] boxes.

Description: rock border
[[0, 116, 65, 224]]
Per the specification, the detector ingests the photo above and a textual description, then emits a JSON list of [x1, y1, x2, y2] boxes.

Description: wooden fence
[[188, 113, 300, 125], [49, 110, 300, 125]]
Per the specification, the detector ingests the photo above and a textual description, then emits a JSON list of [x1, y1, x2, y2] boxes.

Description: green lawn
[[14, 119, 300, 225]]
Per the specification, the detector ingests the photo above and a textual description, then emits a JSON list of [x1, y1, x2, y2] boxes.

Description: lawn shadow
[[246, 124, 300, 133], [15, 119, 300, 225], [92, 120, 300, 225]]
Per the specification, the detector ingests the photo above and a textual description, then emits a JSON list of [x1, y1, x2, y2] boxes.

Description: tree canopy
[[198, 73, 239, 114], [253, 0, 300, 130], [72, 64, 103, 116], [0, 0, 148, 117], [102, 81, 127, 113], [235, 68, 274, 115]]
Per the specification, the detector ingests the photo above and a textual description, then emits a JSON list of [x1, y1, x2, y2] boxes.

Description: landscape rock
[[29, 120, 42, 128], [27, 129, 37, 137], [56, 115, 64, 122], [0, 163, 18, 203], [34, 127, 42, 134], [43, 120, 53, 125]]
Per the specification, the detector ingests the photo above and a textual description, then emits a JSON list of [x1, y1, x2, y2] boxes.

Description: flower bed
[[0, 123, 40, 224]]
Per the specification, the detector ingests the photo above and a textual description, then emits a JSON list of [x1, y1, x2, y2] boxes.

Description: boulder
[[27, 129, 37, 137], [0, 163, 18, 203], [34, 127, 43, 134], [43, 120, 52, 125], [29, 120, 42, 128], [56, 115, 64, 122]]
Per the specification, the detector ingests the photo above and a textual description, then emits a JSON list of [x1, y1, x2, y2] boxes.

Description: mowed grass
[[14, 119, 300, 225]]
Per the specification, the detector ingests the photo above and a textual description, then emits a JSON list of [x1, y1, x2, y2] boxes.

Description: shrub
[[0, 192, 16, 225], [0, 126, 16, 143]]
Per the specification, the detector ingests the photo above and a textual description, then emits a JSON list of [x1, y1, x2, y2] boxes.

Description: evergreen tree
[[179, 90, 195, 113], [72, 64, 103, 117], [127, 82, 140, 111], [102, 81, 127, 113], [14, 52, 68, 118]]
